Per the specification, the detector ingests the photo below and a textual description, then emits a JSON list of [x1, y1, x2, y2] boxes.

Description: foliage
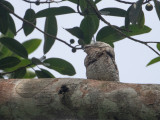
[[0, 0, 159, 79]]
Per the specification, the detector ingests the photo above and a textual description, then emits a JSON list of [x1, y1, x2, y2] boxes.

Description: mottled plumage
[[84, 42, 119, 81]]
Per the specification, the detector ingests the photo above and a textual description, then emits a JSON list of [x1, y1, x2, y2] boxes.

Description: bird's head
[[84, 41, 111, 54]]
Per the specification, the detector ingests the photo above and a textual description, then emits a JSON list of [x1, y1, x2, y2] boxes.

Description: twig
[[115, 0, 152, 4], [0, 2, 82, 50], [22, 0, 62, 4], [86, 0, 160, 56]]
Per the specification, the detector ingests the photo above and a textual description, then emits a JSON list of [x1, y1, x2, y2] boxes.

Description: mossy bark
[[0, 78, 160, 120]]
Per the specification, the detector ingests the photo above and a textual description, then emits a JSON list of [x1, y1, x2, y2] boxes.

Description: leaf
[[4, 59, 31, 72], [157, 43, 160, 51], [137, 10, 145, 28], [0, 43, 13, 59], [99, 8, 127, 17], [80, 15, 99, 44], [0, 9, 9, 34], [0, 0, 14, 12], [22, 39, 41, 54], [43, 58, 76, 76], [23, 9, 36, 36], [8, 15, 16, 35], [36, 6, 75, 18], [0, 56, 21, 69], [44, 16, 57, 54], [31, 57, 43, 65], [0, 37, 28, 58], [65, 27, 84, 39], [125, 5, 132, 28], [153, 0, 160, 20], [35, 69, 55, 78], [147, 57, 160, 66], [12, 68, 26, 78], [96, 25, 151, 45], [128, 0, 144, 24], [23, 70, 36, 79]]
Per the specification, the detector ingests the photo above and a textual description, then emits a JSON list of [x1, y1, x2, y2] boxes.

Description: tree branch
[[115, 0, 152, 4], [22, 0, 62, 4], [86, 0, 160, 56]]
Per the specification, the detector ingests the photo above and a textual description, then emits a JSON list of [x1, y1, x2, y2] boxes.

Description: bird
[[84, 41, 119, 81]]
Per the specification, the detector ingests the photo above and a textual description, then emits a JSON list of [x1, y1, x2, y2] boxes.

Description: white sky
[[9, 0, 160, 84]]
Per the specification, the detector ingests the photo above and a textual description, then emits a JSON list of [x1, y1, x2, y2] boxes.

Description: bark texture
[[0, 78, 160, 120]]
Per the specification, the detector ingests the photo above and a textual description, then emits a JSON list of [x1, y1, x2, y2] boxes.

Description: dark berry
[[35, 0, 40, 5], [145, 3, 153, 11], [70, 39, 75, 44], [72, 48, 76, 53]]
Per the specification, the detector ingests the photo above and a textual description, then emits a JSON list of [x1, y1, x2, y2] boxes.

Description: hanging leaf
[[157, 43, 160, 51], [0, 9, 9, 34], [147, 57, 160, 66], [125, 5, 132, 28], [96, 25, 151, 46], [43, 58, 76, 76], [99, 8, 127, 17], [31, 57, 43, 65], [0, 0, 14, 12], [128, 0, 144, 24], [0, 37, 28, 58], [22, 39, 41, 54], [44, 16, 57, 54], [153, 0, 160, 21], [65, 27, 84, 39], [0, 56, 21, 69], [12, 68, 26, 78], [80, 15, 99, 44], [23, 9, 36, 36], [137, 10, 145, 28], [36, 6, 75, 18], [8, 15, 16, 35], [35, 69, 55, 78]]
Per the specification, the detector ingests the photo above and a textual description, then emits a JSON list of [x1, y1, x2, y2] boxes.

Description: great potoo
[[84, 41, 119, 81]]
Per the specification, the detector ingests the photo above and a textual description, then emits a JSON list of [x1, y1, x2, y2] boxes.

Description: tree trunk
[[0, 78, 160, 120]]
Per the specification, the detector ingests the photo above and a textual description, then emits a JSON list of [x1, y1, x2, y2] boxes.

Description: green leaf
[[0, 9, 9, 34], [137, 10, 145, 28], [96, 25, 151, 45], [22, 39, 41, 54], [44, 16, 57, 54], [0, 43, 13, 59], [0, 56, 21, 69], [36, 6, 75, 18], [0, 37, 28, 58], [23, 70, 36, 79], [8, 15, 16, 35], [4, 59, 31, 72], [128, 0, 143, 24], [147, 57, 160, 66], [43, 58, 76, 76], [157, 43, 160, 51], [99, 8, 127, 17], [65, 27, 84, 39], [153, 0, 160, 20], [125, 5, 132, 28], [12, 68, 26, 78], [35, 69, 55, 78], [31, 57, 43, 65], [0, 0, 14, 12], [80, 15, 99, 44], [23, 9, 36, 36]]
